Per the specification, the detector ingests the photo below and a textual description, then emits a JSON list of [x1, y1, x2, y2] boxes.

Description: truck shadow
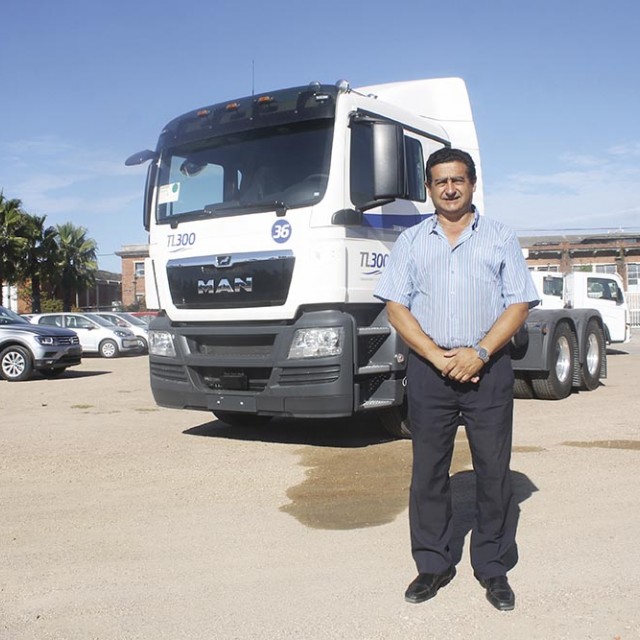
[[183, 415, 395, 448]]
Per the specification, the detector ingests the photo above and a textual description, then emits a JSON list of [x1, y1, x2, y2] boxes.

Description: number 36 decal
[[271, 220, 292, 244]]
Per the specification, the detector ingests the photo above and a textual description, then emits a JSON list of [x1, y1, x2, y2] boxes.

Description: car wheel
[[0, 345, 34, 381], [136, 337, 148, 353], [99, 339, 119, 358]]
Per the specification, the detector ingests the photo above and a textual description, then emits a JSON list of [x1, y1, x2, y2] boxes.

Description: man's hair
[[425, 147, 477, 185]]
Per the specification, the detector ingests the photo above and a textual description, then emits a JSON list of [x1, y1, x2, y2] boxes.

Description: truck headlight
[[149, 330, 176, 357], [288, 327, 344, 359]]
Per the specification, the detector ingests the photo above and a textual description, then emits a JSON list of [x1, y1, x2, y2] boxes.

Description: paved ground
[[1, 332, 639, 639]]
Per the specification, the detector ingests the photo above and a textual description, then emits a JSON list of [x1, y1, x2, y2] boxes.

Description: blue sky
[[2, 0, 639, 273]]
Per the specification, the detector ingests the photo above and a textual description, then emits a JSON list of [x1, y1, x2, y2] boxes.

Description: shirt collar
[[428, 205, 480, 233]]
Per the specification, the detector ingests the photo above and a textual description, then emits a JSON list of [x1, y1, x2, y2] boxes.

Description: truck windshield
[[155, 119, 333, 222]]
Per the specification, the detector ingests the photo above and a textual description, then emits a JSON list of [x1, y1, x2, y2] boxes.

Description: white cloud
[[486, 147, 640, 233]]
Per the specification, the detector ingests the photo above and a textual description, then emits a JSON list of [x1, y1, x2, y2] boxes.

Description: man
[[374, 147, 539, 611]]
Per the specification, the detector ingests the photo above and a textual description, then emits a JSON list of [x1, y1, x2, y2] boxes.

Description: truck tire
[[0, 345, 34, 381], [212, 411, 272, 428], [379, 400, 412, 439], [513, 373, 534, 399], [580, 319, 605, 391], [531, 322, 577, 400]]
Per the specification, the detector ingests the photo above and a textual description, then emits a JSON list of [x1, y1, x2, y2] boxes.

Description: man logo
[[197, 277, 253, 294], [216, 255, 232, 267]]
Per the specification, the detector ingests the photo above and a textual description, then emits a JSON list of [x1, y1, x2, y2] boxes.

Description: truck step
[[357, 363, 393, 375], [358, 399, 395, 410], [357, 326, 392, 336]]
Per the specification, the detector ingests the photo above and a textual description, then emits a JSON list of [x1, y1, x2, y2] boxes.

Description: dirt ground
[[2, 333, 639, 640]]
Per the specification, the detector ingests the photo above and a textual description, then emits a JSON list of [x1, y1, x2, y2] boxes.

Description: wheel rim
[[585, 333, 600, 376], [102, 342, 116, 357], [555, 336, 572, 383], [2, 352, 26, 378]]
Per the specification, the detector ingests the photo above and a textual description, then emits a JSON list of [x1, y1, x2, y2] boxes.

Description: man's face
[[427, 160, 476, 218]]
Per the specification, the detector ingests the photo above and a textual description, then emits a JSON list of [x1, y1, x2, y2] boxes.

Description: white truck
[[530, 270, 630, 343], [126, 78, 611, 437]]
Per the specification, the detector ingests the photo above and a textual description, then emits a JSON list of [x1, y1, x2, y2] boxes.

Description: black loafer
[[475, 574, 515, 611], [404, 566, 456, 604]]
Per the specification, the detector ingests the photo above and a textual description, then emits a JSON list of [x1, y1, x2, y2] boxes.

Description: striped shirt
[[374, 209, 540, 349]]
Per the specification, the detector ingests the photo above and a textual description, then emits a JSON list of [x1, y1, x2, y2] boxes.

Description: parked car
[[129, 311, 159, 325], [29, 312, 139, 358], [0, 306, 82, 381], [92, 312, 149, 352]]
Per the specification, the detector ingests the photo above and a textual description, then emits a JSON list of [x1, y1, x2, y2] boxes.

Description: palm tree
[[0, 192, 27, 307], [54, 222, 98, 311], [17, 213, 59, 313]]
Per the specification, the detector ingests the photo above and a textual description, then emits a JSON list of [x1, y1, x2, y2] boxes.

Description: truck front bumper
[[148, 310, 356, 418]]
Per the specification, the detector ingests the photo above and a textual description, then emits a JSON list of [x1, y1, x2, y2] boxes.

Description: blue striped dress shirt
[[374, 209, 540, 349]]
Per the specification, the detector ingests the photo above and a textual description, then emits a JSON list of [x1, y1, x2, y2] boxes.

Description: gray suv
[[0, 306, 82, 381]]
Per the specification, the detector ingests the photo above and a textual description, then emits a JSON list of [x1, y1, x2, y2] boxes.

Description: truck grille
[[167, 251, 295, 310]]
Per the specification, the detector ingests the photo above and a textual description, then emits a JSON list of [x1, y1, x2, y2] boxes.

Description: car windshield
[[156, 119, 334, 222], [118, 313, 147, 326], [84, 313, 115, 327], [0, 306, 29, 325]]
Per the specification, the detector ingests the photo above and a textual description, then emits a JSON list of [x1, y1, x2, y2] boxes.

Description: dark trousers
[[406, 349, 518, 579]]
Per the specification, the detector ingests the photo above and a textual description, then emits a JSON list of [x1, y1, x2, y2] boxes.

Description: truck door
[[585, 276, 627, 342]]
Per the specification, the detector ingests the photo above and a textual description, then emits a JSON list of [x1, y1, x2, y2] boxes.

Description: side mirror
[[372, 122, 405, 200], [125, 149, 157, 166]]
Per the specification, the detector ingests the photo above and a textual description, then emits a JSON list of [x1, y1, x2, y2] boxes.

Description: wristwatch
[[474, 346, 490, 363]]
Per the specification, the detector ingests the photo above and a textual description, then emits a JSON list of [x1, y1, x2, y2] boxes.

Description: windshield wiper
[[204, 201, 288, 217]]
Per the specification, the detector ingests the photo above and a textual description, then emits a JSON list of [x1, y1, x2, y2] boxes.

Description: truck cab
[[127, 79, 481, 435], [531, 271, 630, 343]]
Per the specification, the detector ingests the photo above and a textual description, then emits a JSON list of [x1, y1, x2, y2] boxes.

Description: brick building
[[520, 232, 640, 292], [115, 244, 149, 309]]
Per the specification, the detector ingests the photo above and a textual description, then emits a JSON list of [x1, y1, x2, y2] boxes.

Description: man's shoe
[[404, 567, 456, 604], [475, 574, 515, 611]]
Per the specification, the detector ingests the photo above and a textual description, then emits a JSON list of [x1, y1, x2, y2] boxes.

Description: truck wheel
[[513, 373, 534, 399], [99, 339, 119, 358], [379, 400, 412, 438], [0, 345, 34, 381], [531, 322, 577, 400], [212, 411, 272, 428], [580, 319, 604, 391]]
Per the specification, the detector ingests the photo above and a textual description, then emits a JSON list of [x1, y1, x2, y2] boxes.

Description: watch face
[[476, 347, 489, 362]]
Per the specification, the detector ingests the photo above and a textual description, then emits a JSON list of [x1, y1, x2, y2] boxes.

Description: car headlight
[[113, 330, 129, 338], [288, 327, 344, 359], [149, 330, 176, 357], [35, 336, 55, 345]]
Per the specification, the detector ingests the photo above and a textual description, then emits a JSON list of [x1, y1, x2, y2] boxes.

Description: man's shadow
[[449, 470, 538, 566]]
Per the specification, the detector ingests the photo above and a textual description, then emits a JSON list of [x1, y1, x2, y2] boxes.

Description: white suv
[[29, 312, 140, 358]]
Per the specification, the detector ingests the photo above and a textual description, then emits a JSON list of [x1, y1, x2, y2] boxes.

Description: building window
[[628, 263, 640, 291], [134, 261, 145, 278], [594, 263, 617, 274]]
